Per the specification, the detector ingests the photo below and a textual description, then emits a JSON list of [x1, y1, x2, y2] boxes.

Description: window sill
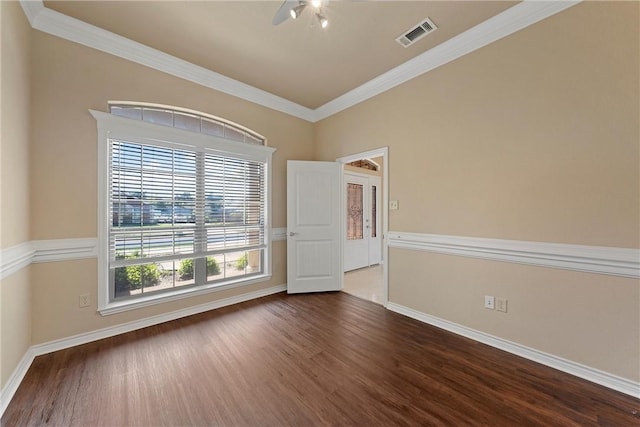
[[98, 274, 272, 316]]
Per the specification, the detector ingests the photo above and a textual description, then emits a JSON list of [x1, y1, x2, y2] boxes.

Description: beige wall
[[318, 2, 638, 247], [0, 270, 31, 387], [0, 1, 32, 388], [30, 32, 314, 240], [1, 0, 31, 248], [27, 30, 314, 344], [2, 0, 639, 391], [30, 242, 287, 344], [389, 251, 639, 380], [316, 2, 639, 380]]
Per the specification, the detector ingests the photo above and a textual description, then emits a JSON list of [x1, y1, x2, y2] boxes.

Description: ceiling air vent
[[396, 17, 437, 48]]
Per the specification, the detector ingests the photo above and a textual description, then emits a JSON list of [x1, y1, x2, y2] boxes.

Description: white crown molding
[[17, 0, 41, 26], [314, 0, 581, 121], [0, 283, 286, 418], [19, 1, 580, 123], [388, 231, 640, 279], [19, 1, 315, 122], [386, 302, 640, 398]]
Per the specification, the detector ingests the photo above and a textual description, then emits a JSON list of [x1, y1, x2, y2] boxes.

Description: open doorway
[[337, 148, 388, 306]]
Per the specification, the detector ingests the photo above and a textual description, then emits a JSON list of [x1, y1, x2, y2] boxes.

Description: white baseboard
[[0, 283, 286, 417], [386, 302, 640, 399], [0, 347, 37, 417]]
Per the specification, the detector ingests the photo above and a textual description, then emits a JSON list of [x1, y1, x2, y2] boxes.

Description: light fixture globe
[[316, 12, 328, 28], [290, 3, 306, 19]]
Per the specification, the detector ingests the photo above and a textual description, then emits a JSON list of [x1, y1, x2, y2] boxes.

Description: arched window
[[109, 102, 267, 145], [92, 103, 275, 315]]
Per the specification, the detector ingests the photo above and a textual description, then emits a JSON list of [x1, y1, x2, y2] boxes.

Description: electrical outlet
[[496, 297, 508, 313], [389, 200, 399, 210], [79, 294, 90, 308], [484, 295, 495, 310]]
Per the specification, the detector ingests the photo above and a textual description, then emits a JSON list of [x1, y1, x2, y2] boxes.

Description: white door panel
[[295, 171, 333, 226], [287, 161, 342, 294]]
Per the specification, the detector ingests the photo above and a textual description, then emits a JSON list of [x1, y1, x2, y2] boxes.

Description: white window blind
[[91, 105, 274, 313], [110, 141, 265, 263]]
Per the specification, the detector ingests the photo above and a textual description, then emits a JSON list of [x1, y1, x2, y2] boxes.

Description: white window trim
[[90, 109, 276, 316]]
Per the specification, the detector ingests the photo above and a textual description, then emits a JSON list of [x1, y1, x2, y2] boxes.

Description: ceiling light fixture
[[316, 13, 328, 28], [273, 0, 329, 29], [290, 3, 306, 19]]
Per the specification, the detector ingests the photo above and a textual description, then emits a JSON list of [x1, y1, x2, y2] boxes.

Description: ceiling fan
[[272, 0, 329, 28]]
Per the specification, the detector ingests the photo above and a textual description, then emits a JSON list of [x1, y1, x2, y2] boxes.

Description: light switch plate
[[496, 297, 508, 313]]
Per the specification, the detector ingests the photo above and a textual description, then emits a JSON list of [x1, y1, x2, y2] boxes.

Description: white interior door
[[344, 173, 382, 271], [287, 161, 342, 293]]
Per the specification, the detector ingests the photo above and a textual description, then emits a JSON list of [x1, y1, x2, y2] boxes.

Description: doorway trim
[[337, 147, 389, 307]]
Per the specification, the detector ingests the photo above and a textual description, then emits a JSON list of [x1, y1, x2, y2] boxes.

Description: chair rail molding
[[0, 239, 98, 281], [272, 227, 287, 241], [0, 230, 290, 280], [31, 238, 98, 263], [0, 242, 35, 280], [388, 231, 640, 278]]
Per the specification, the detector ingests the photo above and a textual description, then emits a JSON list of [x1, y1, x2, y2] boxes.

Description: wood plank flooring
[[3, 292, 639, 426]]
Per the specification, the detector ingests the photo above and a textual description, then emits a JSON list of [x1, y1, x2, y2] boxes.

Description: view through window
[[93, 103, 274, 312]]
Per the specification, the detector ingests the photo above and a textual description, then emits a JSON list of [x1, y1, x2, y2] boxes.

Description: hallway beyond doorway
[[343, 264, 383, 305]]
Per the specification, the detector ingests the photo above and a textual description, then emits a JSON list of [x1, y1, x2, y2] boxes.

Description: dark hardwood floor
[[3, 292, 639, 426]]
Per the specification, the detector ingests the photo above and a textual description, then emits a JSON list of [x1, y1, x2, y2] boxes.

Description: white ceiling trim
[[20, 1, 580, 124], [20, 1, 315, 122], [314, 0, 580, 121]]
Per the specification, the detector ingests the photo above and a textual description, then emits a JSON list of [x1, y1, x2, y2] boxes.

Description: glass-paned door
[[347, 183, 364, 240], [344, 173, 381, 272]]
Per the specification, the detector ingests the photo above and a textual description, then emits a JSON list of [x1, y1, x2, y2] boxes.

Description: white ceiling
[[24, 1, 579, 122]]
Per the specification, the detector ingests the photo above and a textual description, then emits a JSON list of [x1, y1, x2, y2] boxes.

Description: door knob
[[289, 231, 298, 236]]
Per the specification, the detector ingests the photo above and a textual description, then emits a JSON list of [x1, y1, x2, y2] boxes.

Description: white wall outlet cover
[[484, 295, 495, 309], [390, 200, 399, 210], [79, 294, 90, 308]]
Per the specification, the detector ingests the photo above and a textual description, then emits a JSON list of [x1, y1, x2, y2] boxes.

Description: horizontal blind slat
[[109, 139, 266, 266]]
